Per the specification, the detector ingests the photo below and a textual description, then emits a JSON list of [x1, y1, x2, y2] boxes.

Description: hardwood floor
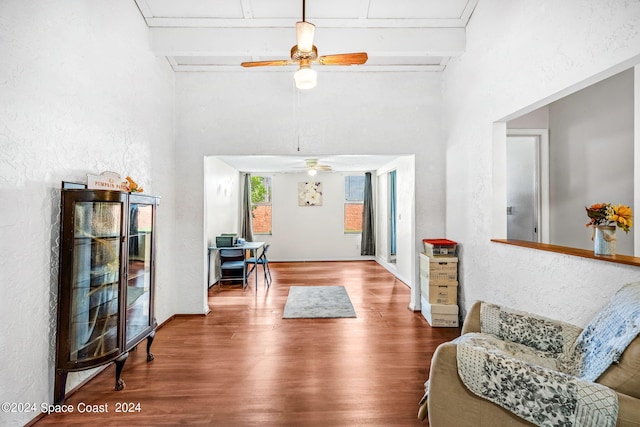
[[33, 261, 460, 426]]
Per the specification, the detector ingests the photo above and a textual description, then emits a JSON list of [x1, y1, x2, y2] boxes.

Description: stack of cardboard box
[[419, 239, 459, 327]]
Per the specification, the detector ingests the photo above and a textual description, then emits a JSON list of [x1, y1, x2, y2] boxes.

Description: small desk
[[208, 241, 266, 293]]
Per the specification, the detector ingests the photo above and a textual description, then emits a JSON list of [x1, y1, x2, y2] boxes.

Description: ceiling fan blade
[[241, 59, 295, 68], [316, 165, 332, 171], [317, 52, 368, 66]]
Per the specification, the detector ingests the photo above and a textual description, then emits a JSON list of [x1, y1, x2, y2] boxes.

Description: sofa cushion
[[425, 339, 640, 427], [597, 336, 640, 400], [559, 282, 640, 382]]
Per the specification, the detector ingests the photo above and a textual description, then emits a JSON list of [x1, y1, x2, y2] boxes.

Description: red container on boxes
[[423, 239, 457, 257]]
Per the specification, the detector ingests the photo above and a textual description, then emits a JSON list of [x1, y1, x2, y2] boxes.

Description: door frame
[[506, 129, 550, 243]]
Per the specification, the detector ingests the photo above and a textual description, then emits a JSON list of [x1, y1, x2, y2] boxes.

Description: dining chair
[[245, 244, 272, 287], [219, 248, 247, 287]]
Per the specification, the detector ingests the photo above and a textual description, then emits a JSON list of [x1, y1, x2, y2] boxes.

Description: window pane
[[252, 205, 272, 234], [251, 176, 271, 203], [251, 176, 272, 234], [345, 176, 364, 233], [345, 176, 365, 201], [345, 203, 363, 233]]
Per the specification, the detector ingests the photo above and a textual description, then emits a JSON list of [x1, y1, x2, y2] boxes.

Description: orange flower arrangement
[[585, 203, 633, 233], [125, 176, 144, 193]]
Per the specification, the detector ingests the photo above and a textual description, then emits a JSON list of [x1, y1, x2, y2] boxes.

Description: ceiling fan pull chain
[[294, 86, 303, 152]]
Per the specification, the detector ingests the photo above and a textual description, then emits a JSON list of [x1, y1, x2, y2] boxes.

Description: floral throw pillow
[[481, 303, 582, 358]]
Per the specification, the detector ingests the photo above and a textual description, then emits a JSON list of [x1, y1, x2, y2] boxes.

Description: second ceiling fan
[[240, 0, 368, 89], [304, 158, 332, 176]]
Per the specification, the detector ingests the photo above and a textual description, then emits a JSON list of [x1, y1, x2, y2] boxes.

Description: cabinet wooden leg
[[114, 352, 128, 391], [146, 330, 155, 362], [54, 371, 68, 404]]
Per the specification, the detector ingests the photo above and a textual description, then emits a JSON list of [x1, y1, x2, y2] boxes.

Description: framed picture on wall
[[298, 182, 322, 206]]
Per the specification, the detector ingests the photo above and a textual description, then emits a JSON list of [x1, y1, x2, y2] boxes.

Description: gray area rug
[[283, 286, 356, 319]]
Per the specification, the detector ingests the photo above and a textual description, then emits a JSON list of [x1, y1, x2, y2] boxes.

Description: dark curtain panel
[[240, 173, 254, 242], [361, 172, 375, 255]]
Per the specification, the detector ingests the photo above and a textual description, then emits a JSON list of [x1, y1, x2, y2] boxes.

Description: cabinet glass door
[[126, 199, 154, 346], [70, 201, 123, 362]]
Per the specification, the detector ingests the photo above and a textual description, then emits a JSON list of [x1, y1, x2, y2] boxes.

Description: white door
[[507, 135, 540, 242]]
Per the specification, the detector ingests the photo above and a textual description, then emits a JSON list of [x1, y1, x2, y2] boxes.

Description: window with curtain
[[250, 176, 272, 235], [344, 175, 365, 233]]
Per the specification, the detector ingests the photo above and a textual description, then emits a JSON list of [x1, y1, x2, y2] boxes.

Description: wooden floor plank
[[33, 261, 460, 426]]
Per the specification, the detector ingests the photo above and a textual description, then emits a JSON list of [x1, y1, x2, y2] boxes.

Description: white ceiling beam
[[150, 27, 466, 57], [171, 64, 445, 72], [144, 17, 470, 28]]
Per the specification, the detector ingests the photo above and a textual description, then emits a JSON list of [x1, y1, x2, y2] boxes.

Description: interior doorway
[[506, 129, 549, 243]]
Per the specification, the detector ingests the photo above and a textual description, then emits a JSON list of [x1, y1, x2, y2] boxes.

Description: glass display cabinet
[[54, 189, 158, 404]]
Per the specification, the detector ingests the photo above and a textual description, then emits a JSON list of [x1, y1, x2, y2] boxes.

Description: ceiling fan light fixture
[[307, 168, 317, 176], [294, 63, 317, 90], [240, 0, 367, 76], [296, 21, 316, 52]]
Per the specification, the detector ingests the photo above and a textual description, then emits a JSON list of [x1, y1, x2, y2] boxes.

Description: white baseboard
[[269, 256, 377, 262], [375, 256, 411, 287]]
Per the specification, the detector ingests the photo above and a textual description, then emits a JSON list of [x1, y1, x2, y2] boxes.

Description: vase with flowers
[[585, 203, 633, 255]]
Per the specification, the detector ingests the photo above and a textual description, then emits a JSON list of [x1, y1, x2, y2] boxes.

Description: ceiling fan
[[304, 158, 332, 176], [240, 0, 368, 89]]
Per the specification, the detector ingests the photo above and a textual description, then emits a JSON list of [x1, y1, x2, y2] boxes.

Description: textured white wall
[[203, 158, 239, 287], [376, 171, 391, 264], [204, 169, 367, 261], [549, 69, 634, 253], [0, 1, 175, 425], [204, 157, 240, 246], [444, 0, 640, 325], [508, 106, 549, 129], [175, 72, 443, 314], [270, 172, 363, 260], [375, 156, 418, 306]]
